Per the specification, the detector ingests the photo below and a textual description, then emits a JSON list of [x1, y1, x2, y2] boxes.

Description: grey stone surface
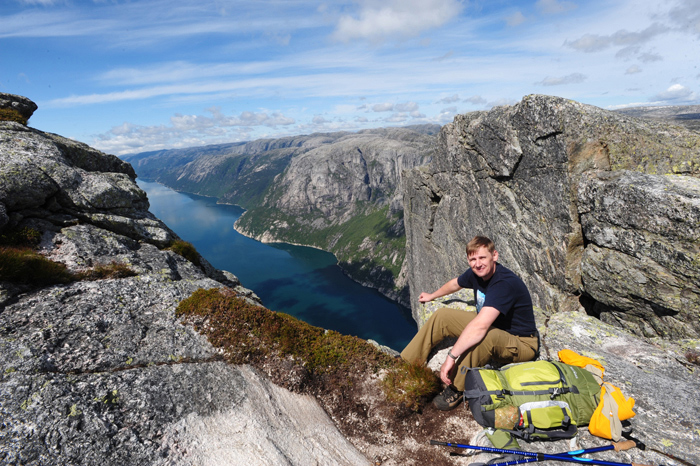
[[0, 93, 37, 121], [403, 95, 700, 338], [419, 296, 700, 466], [0, 113, 369, 465]]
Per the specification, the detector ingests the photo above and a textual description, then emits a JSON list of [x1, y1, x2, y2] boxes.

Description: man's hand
[[418, 292, 434, 303], [440, 356, 456, 385]]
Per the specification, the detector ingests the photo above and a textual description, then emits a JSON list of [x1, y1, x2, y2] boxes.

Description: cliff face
[[2, 94, 699, 466], [403, 95, 700, 338], [234, 127, 437, 304], [123, 126, 438, 305], [0, 95, 369, 465]]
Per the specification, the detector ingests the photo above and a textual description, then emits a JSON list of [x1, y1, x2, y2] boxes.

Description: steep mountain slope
[[122, 126, 439, 305]]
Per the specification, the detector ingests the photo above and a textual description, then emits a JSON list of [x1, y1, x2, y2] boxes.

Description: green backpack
[[463, 360, 601, 443]]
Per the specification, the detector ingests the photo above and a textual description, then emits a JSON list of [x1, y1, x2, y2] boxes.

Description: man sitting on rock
[[401, 236, 539, 410]]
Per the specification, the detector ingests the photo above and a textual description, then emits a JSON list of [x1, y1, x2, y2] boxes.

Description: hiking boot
[[433, 386, 463, 411]]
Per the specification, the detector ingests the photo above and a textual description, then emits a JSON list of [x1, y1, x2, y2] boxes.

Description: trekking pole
[[475, 440, 641, 466], [429, 440, 657, 466]]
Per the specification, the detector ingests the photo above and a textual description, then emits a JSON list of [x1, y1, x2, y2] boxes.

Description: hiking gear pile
[[462, 350, 636, 447]]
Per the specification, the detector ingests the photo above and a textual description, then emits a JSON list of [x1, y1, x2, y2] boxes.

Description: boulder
[[419, 295, 700, 466], [0, 93, 38, 122], [403, 95, 700, 338], [0, 107, 369, 465]]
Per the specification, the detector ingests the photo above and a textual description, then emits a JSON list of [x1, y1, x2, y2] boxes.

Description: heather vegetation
[[176, 287, 440, 411], [0, 108, 28, 125], [0, 226, 137, 285], [167, 239, 202, 268]]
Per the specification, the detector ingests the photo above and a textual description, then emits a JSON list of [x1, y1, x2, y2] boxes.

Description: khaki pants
[[400, 307, 538, 391]]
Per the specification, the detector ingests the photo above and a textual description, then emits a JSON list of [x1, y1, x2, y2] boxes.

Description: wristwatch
[[447, 349, 458, 360]]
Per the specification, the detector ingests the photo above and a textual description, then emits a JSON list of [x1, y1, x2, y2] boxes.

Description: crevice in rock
[[43, 355, 225, 376]]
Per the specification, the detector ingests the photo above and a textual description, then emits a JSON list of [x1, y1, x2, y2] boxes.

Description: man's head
[[466, 236, 498, 280]]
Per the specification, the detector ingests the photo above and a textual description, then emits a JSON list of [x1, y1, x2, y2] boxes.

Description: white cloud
[[625, 65, 642, 75], [372, 102, 394, 112], [436, 94, 460, 104], [464, 95, 487, 105], [650, 84, 698, 104], [638, 52, 662, 63], [536, 0, 577, 15], [505, 11, 526, 27], [668, 0, 700, 37], [395, 101, 419, 112], [332, 0, 462, 43], [93, 107, 295, 155], [536, 73, 587, 86], [565, 23, 669, 53]]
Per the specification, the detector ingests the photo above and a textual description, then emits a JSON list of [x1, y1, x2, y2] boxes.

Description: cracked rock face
[[403, 94, 700, 339], [0, 105, 369, 465]]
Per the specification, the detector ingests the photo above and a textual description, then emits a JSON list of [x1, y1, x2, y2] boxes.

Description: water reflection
[[138, 179, 416, 350]]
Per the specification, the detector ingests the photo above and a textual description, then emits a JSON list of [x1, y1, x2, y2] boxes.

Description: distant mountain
[[121, 125, 440, 305], [616, 104, 700, 131]]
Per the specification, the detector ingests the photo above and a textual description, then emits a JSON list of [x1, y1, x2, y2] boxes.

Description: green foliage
[[168, 239, 202, 267], [238, 203, 405, 282], [0, 247, 74, 285], [74, 262, 138, 281], [0, 108, 28, 125], [176, 288, 439, 410], [382, 361, 441, 411], [0, 229, 136, 285], [0, 227, 42, 247]]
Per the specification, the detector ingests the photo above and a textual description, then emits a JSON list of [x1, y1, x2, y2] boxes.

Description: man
[[400, 236, 539, 411]]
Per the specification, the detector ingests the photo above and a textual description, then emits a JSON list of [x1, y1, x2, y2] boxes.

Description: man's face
[[468, 246, 498, 280]]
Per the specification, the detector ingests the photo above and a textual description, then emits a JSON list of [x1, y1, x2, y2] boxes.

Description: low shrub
[[382, 361, 441, 411], [176, 287, 440, 410], [75, 262, 138, 281], [0, 227, 42, 247], [0, 108, 28, 125], [168, 239, 201, 267], [0, 247, 73, 285]]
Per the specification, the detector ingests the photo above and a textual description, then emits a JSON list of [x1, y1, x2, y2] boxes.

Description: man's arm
[[439, 306, 500, 386], [418, 278, 462, 303]]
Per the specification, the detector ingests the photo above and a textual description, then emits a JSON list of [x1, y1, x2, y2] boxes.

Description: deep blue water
[[138, 180, 416, 351]]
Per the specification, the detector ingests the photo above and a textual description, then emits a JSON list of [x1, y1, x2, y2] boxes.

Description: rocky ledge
[[2, 93, 699, 466]]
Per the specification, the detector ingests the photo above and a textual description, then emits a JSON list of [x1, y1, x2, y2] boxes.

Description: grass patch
[[167, 239, 202, 267], [0, 226, 42, 248], [0, 247, 74, 285], [74, 262, 138, 281], [176, 287, 439, 410], [1, 224, 137, 286], [382, 362, 442, 411], [0, 108, 28, 125]]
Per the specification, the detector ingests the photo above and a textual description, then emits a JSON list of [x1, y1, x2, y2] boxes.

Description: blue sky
[[2, 0, 699, 155]]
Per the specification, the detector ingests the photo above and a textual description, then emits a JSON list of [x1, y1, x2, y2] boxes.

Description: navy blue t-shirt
[[457, 263, 537, 337]]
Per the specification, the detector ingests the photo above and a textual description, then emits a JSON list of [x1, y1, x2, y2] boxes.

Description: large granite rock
[[0, 101, 370, 465], [0, 93, 37, 122], [403, 95, 700, 339], [420, 294, 700, 466]]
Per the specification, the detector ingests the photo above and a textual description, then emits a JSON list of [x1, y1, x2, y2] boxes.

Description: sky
[[1, 0, 699, 156]]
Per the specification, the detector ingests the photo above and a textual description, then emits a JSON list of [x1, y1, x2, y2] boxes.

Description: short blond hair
[[466, 236, 495, 256]]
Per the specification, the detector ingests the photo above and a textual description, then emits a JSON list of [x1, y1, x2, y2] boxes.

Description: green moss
[[177, 288, 439, 410], [0, 247, 74, 285], [0, 226, 42, 247], [0, 246, 137, 286], [0, 108, 28, 125], [167, 239, 202, 267]]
